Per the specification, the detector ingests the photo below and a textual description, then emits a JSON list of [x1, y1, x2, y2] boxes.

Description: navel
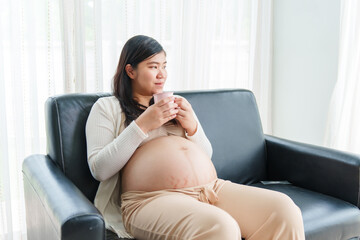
[[180, 146, 188, 151]]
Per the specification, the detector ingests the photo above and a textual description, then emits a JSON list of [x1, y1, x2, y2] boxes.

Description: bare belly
[[121, 136, 217, 192]]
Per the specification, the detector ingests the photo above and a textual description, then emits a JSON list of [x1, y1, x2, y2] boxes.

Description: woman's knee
[[195, 209, 241, 240], [271, 192, 303, 227]]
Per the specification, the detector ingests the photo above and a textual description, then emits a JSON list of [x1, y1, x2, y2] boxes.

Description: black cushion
[[45, 93, 110, 201], [252, 183, 360, 240], [178, 89, 267, 184]]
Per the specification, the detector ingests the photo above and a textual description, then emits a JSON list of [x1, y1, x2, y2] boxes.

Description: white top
[[85, 96, 213, 238]]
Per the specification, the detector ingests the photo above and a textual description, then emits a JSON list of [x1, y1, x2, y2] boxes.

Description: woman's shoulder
[[95, 95, 118, 105], [92, 95, 122, 114]]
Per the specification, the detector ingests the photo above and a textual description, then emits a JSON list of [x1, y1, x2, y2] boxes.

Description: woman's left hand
[[174, 97, 197, 136]]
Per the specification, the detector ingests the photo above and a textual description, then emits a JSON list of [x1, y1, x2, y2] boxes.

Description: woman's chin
[[153, 88, 164, 94]]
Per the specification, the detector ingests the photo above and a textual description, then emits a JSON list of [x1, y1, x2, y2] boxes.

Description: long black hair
[[113, 35, 166, 126]]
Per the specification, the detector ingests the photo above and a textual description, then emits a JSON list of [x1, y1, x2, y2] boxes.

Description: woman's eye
[[151, 66, 157, 69]]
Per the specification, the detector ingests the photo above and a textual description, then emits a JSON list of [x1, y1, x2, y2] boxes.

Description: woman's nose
[[158, 69, 166, 78]]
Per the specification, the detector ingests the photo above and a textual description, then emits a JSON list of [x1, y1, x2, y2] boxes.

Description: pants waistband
[[121, 178, 228, 205]]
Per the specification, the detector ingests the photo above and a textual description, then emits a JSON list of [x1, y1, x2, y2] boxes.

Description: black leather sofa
[[22, 89, 360, 240]]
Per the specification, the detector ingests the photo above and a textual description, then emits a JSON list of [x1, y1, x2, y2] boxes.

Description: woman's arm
[[185, 110, 213, 158], [173, 95, 213, 158], [85, 99, 148, 181]]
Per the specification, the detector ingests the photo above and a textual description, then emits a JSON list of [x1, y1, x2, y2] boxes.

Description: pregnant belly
[[121, 136, 217, 192]]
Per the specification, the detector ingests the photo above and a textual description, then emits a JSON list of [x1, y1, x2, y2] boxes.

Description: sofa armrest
[[265, 135, 360, 208], [22, 154, 105, 240]]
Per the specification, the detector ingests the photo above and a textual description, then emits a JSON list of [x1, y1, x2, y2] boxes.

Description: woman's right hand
[[135, 96, 179, 134]]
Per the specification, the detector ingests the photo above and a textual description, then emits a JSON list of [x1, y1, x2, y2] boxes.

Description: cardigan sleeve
[[185, 109, 213, 159], [85, 99, 148, 181]]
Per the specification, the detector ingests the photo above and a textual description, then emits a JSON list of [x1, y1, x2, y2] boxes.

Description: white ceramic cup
[[153, 91, 174, 103]]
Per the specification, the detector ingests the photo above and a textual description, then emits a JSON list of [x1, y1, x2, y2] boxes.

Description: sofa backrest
[[178, 89, 267, 184], [45, 89, 266, 202], [45, 93, 111, 201]]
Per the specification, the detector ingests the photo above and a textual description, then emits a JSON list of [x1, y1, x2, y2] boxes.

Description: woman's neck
[[133, 94, 152, 107]]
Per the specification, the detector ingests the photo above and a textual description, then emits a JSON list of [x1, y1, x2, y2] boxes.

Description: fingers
[[173, 97, 192, 117], [161, 108, 178, 123], [175, 108, 186, 117], [139, 96, 179, 132], [166, 113, 177, 121], [174, 97, 191, 111], [155, 96, 177, 111], [152, 96, 194, 125], [164, 107, 179, 116], [159, 101, 178, 114], [158, 97, 179, 120], [157, 96, 175, 107]]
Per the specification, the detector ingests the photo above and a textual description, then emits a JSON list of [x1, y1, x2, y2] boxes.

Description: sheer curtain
[[0, 0, 63, 239], [95, 0, 273, 133], [0, 0, 272, 239], [324, 0, 360, 154]]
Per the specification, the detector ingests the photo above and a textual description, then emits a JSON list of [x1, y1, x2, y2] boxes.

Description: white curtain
[[96, 0, 272, 133], [0, 0, 63, 239], [324, 0, 360, 154], [0, 0, 272, 239]]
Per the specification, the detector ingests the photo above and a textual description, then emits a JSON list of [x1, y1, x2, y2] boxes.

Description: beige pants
[[121, 179, 305, 240]]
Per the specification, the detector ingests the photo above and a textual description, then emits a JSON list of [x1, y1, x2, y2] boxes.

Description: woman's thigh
[[125, 193, 241, 240], [214, 182, 303, 239]]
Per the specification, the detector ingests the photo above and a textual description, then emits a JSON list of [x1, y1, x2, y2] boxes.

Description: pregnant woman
[[86, 35, 305, 240]]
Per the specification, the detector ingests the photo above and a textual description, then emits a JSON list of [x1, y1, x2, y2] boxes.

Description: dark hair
[[113, 35, 166, 126]]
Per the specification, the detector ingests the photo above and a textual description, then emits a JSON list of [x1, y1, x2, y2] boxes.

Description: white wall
[[272, 0, 340, 146]]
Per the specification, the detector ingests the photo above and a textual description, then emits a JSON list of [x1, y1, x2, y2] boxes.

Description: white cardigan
[[85, 96, 212, 238]]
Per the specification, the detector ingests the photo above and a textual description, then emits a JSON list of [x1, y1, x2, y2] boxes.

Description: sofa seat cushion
[[104, 181, 360, 240], [252, 183, 360, 240]]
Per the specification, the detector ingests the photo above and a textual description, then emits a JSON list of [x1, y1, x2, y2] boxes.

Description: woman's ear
[[125, 64, 136, 79]]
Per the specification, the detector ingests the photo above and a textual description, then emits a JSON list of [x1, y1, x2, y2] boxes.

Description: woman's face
[[130, 51, 167, 97]]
